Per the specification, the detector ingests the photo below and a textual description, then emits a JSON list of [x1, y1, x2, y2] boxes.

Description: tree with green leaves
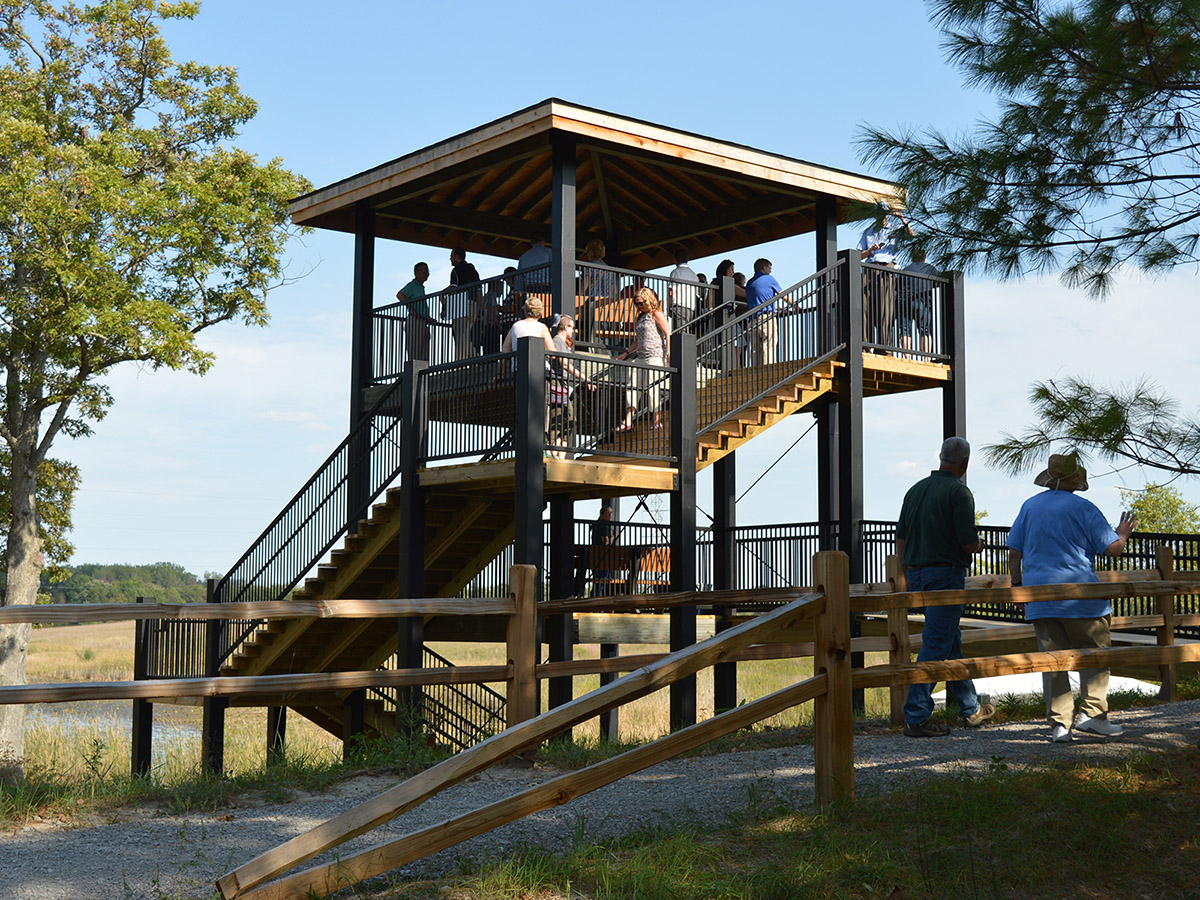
[[858, 0, 1200, 297], [1117, 482, 1200, 533], [0, 0, 309, 781], [984, 378, 1200, 478]]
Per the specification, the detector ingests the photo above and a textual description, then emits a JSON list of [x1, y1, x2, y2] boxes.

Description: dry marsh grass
[[24, 622, 342, 786]]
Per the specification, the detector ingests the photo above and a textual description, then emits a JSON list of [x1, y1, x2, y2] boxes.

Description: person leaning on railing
[[614, 286, 670, 432], [745, 258, 781, 366], [396, 261, 432, 362], [858, 201, 913, 355], [1006, 453, 1137, 743], [547, 313, 596, 459]]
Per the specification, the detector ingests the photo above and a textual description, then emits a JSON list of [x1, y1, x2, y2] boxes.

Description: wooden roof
[[290, 99, 900, 270]]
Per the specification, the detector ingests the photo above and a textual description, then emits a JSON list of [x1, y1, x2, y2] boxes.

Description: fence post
[[130, 596, 153, 777], [343, 691, 366, 761], [266, 705, 287, 767], [507, 565, 539, 736], [885, 554, 910, 726], [201, 577, 226, 775], [813, 550, 853, 806], [1155, 546, 1178, 701], [598, 643, 620, 741]]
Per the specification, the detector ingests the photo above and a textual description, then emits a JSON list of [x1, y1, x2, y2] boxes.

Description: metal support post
[[598, 643, 620, 741], [266, 705, 287, 767], [348, 200, 376, 533], [397, 362, 427, 737], [713, 455, 737, 714], [131, 596, 153, 777], [201, 578, 226, 775], [547, 495, 575, 732], [551, 134, 577, 319], [942, 271, 967, 440]]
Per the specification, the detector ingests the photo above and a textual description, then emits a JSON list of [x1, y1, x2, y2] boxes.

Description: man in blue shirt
[[858, 203, 913, 354], [1007, 453, 1136, 742], [745, 258, 782, 366]]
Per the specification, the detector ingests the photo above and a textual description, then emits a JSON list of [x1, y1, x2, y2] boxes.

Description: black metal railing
[[415, 344, 675, 467], [420, 352, 516, 464], [861, 519, 1200, 636], [203, 377, 408, 668], [374, 265, 551, 381], [862, 262, 950, 360], [574, 261, 717, 351], [420, 646, 507, 752], [143, 619, 207, 679], [547, 350, 673, 461], [364, 647, 506, 752]]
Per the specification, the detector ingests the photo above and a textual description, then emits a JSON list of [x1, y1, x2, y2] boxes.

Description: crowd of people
[[897, 438, 1135, 742], [392, 223, 946, 446], [391, 235, 779, 365]]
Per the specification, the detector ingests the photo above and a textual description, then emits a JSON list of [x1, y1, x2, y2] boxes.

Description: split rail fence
[[3, 551, 1200, 900]]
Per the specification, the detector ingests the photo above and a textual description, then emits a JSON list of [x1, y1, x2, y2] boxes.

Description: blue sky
[[56, 0, 1200, 575]]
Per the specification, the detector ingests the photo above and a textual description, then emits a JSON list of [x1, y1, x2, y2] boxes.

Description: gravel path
[[3, 700, 1198, 900]]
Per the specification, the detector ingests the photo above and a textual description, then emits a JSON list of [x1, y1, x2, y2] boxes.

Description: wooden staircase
[[218, 486, 516, 737], [217, 358, 835, 740], [591, 358, 837, 470]]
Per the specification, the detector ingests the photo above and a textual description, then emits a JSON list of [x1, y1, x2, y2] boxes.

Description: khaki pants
[[1033, 615, 1112, 729], [749, 316, 778, 366]]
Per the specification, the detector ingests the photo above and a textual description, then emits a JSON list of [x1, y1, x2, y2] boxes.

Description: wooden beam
[[852, 642, 1200, 690], [622, 193, 814, 254], [589, 150, 613, 239], [847, 580, 1198, 613], [0, 597, 516, 626], [233, 673, 827, 900], [0, 666, 512, 705], [215, 591, 823, 898], [426, 498, 491, 566]]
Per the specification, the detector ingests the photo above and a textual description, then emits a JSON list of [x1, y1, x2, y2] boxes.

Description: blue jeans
[[904, 565, 980, 724]]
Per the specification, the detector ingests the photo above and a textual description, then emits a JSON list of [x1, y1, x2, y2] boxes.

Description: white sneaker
[[1076, 715, 1124, 737], [1051, 725, 1074, 743]]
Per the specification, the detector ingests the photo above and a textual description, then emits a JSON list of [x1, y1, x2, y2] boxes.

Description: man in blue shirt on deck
[[745, 258, 781, 366], [858, 203, 913, 354]]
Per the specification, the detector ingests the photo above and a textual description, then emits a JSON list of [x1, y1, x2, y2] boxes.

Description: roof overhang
[[290, 99, 901, 270]]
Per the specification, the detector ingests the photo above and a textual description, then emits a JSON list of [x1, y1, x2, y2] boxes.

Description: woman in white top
[[502, 297, 556, 354]]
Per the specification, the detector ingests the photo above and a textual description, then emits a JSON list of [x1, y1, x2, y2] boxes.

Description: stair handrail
[[693, 258, 846, 435], [209, 374, 410, 664]]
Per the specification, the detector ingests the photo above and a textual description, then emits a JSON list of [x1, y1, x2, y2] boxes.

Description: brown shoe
[[963, 702, 996, 728], [903, 719, 951, 738]]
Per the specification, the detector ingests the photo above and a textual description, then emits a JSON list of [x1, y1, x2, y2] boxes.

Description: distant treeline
[[41, 562, 207, 605]]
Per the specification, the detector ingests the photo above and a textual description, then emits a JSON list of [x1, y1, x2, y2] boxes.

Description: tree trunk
[[1, 444, 43, 784]]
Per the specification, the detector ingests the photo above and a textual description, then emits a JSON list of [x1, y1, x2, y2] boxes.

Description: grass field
[[19, 624, 886, 783]]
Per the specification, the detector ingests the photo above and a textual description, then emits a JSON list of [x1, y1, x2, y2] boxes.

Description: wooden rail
[[215, 571, 827, 899], [215, 550, 1200, 899], [0, 596, 515, 625], [6, 553, 1197, 900]]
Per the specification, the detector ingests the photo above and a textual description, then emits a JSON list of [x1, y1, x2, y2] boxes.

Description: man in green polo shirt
[[896, 436, 996, 737]]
